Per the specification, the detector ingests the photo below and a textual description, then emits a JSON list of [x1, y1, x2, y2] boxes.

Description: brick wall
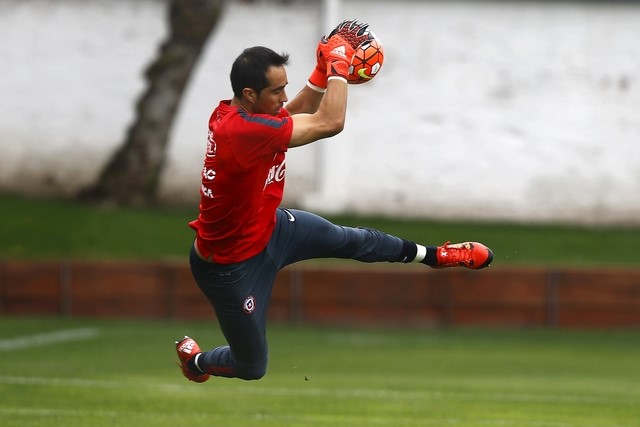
[[2, 261, 639, 329]]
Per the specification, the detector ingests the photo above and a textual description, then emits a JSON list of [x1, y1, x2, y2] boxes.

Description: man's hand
[[320, 34, 351, 80], [320, 19, 371, 81], [328, 20, 371, 51], [307, 20, 371, 88], [306, 41, 328, 92]]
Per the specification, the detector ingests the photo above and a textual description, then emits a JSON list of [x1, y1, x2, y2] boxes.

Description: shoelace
[[439, 242, 474, 266]]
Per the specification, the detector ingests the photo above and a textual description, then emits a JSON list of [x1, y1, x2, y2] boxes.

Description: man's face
[[253, 65, 289, 116]]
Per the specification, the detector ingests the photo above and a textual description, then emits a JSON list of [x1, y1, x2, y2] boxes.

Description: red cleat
[[436, 241, 493, 269], [175, 336, 210, 383]]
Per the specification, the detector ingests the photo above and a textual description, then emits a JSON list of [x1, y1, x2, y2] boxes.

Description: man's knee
[[236, 358, 267, 380]]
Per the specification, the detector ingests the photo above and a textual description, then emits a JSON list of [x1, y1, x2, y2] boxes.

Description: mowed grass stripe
[[0, 375, 635, 406], [0, 405, 630, 427], [0, 407, 478, 427]]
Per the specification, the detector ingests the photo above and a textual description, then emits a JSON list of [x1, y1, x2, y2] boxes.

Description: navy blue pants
[[189, 208, 414, 380]]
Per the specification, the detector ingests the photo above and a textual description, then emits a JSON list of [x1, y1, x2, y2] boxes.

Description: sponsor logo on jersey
[[206, 131, 217, 158], [202, 166, 216, 181], [264, 158, 286, 188], [201, 184, 213, 198]]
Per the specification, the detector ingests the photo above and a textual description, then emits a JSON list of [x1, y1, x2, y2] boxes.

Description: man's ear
[[243, 88, 257, 103]]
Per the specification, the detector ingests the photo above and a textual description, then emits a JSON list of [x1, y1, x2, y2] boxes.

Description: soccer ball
[[348, 34, 384, 84]]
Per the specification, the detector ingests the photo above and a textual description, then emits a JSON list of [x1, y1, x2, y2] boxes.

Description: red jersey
[[189, 100, 293, 264]]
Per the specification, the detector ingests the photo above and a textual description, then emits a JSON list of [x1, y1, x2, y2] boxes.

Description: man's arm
[[287, 21, 369, 148], [289, 77, 347, 148], [285, 84, 324, 116], [285, 37, 328, 116]]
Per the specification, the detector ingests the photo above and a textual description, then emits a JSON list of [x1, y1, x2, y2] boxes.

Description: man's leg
[[186, 246, 278, 380], [271, 208, 492, 270], [268, 208, 414, 267]]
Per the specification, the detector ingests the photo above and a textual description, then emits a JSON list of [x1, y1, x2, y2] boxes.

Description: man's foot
[[435, 241, 493, 269], [175, 336, 210, 383]]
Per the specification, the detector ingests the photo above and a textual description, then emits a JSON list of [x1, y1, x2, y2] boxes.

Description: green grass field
[[1, 316, 639, 427], [2, 193, 640, 266], [2, 195, 640, 425]]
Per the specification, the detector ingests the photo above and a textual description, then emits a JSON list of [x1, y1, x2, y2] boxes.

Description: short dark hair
[[230, 46, 290, 98]]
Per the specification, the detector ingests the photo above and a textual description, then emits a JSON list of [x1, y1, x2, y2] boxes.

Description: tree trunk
[[78, 0, 226, 206]]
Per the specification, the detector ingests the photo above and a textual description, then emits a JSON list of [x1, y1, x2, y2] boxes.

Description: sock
[[415, 244, 438, 266], [187, 353, 205, 374]]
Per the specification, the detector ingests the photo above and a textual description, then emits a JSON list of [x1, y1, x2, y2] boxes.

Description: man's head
[[230, 46, 290, 115]]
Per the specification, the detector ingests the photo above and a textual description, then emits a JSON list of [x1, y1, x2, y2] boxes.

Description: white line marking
[[0, 327, 100, 351]]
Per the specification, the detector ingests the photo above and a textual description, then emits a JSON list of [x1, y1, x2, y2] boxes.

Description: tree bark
[[78, 0, 226, 206]]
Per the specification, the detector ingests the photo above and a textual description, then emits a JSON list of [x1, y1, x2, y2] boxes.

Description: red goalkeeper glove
[[307, 41, 328, 92], [320, 35, 351, 81], [320, 20, 372, 81]]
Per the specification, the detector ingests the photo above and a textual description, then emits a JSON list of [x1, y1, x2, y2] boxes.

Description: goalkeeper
[[176, 20, 493, 382]]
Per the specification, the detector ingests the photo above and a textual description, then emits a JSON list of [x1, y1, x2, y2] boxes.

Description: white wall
[[1, 0, 639, 225]]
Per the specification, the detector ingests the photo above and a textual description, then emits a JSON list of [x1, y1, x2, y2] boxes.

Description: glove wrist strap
[[307, 67, 328, 91], [306, 80, 327, 93]]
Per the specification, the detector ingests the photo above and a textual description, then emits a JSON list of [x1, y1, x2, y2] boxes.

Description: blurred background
[[1, 2, 640, 425], [1, 0, 639, 224], [1, 0, 640, 327]]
